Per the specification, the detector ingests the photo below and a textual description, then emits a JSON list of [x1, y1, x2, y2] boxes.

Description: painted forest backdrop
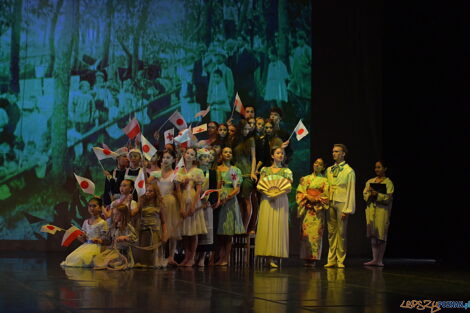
[[0, 0, 311, 243]]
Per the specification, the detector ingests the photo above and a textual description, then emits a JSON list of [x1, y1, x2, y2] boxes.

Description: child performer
[[149, 149, 183, 266], [215, 147, 245, 266], [103, 149, 129, 206], [255, 147, 292, 268], [363, 160, 394, 267], [134, 182, 168, 268], [93, 204, 137, 270], [195, 148, 218, 267], [61, 197, 108, 267], [296, 158, 329, 267], [105, 179, 138, 221], [175, 147, 208, 266]]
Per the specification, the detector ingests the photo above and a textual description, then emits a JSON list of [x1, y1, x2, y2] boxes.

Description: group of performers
[[61, 106, 394, 270]]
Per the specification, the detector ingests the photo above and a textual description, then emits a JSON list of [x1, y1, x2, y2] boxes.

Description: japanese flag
[[174, 127, 191, 144], [140, 134, 157, 161], [168, 111, 188, 130], [135, 168, 146, 197], [74, 173, 96, 195], [93, 147, 118, 160], [228, 167, 240, 186], [62, 225, 85, 247], [194, 106, 210, 119], [164, 128, 174, 145], [192, 123, 207, 135], [174, 156, 185, 173], [234, 93, 245, 116], [293, 119, 309, 141], [40, 224, 64, 235], [122, 117, 141, 139]]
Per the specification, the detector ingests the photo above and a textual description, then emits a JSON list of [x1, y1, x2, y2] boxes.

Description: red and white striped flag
[[135, 168, 146, 197], [200, 189, 219, 200], [61, 225, 85, 247], [122, 117, 141, 139], [40, 224, 64, 235], [234, 93, 245, 117], [194, 106, 210, 119], [93, 147, 118, 160], [168, 111, 187, 130], [140, 134, 157, 161], [293, 119, 309, 141], [164, 128, 174, 145], [192, 123, 207, 135], [74, 173, 96, 195]]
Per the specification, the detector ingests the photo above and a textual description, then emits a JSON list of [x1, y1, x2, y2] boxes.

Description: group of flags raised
[[73, 93, 308, 212]]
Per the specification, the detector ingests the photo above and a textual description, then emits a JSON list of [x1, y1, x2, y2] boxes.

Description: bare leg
[[215, 236, 226, 265], [221, 236, 232, 265], [167, 238, 178, 265], [376, 240, 386, 266], [198, 252, 206, 267], [184, 235, 197, 266], [364, 238, 379, 265], [243, 196, 252, 231]]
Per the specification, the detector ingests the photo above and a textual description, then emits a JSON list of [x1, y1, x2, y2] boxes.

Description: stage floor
[[0, 252, 469, 313]]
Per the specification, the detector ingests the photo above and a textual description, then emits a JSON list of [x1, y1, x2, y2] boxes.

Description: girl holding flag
[[215, 147, 245, 266], [175, 147, 207, 266], [149, 149, 183, 266], [61, 197, 108, 267]]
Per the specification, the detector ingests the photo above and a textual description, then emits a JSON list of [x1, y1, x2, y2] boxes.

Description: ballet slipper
[[324, 263, 337, 268], [363, 260, 378, 266], [337, 263, 345, 268]]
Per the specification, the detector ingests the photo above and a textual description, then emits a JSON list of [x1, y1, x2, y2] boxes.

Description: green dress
[[217, 166, 245, 235]]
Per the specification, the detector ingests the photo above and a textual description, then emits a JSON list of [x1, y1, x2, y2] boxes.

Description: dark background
[[312, 0, 469, 264]]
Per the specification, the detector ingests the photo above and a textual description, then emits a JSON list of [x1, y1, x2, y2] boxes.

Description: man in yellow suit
[[325, 144, 356, 268]]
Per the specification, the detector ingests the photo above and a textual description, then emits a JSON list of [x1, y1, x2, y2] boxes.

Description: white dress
[[151, 170, 182, 240], [61, 219, 108, 267], [176, 167, 208, 236]]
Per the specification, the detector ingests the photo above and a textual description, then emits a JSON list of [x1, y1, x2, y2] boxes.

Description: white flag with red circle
[[61, 225, 85, 247], [172, 155, 185, 181], [293, 119, 309, 141], [164, 128, 174, 145], [93, 147, 118, 160], [74, 173, 96, 195], [234, 93, 245, 116], [135, 168, 146, 197], [140, 134, 157, 161], [168, 111, 188, 130], [122, 117, 141, 139]]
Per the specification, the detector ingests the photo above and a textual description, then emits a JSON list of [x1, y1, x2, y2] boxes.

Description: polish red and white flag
[[200, 189, 219, 200], [194, 106, 210, 119], [234, 93, 245, 117], [61, 225, 85, 247], [140, 134, 157, 161], [93, 147, 118, 160], [168, 111, 188, 130], [74, 173, 96, 195], [40, 224, 64, 235], [122, 117, 141, 139], [293, 119, 309, 141], [135, 168, 146, 197], [192, 123, 207, 135], [164, 128, 174, 145]]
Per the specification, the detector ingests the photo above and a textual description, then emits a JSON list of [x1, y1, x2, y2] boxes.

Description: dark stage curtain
[[313, 1, 469, 263]]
